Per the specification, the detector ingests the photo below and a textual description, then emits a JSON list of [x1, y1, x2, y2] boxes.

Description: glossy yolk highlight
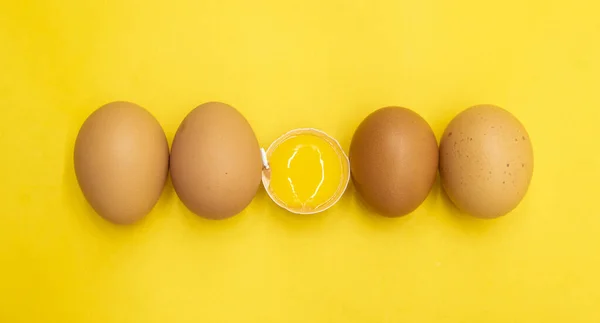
[[268, 134, 343, 212]]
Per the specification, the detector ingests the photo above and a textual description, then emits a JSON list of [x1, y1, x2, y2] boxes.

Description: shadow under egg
[[346, 180, 416, 231], [437, 176, 505, 235]]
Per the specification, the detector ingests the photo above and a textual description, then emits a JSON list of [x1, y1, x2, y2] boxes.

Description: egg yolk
[[268, 133, 344, 212]]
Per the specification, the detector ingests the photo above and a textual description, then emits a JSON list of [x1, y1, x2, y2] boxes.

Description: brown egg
[[74, 101, 169, 224], [439, 104, 534, 219], [170, 102, 262, 220], [349, 107, 439, 217]]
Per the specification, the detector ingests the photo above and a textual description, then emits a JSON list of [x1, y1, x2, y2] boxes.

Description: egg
[[74, 101, 169, 224], [170, 102, 262, 220], [349, 107, 439, 217], [439, 104, 534, 218]]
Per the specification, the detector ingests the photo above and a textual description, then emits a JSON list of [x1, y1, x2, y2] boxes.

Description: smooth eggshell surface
[[170, 102, 262, 220], [74, 101, 169, 224], [349, 107, 439, 217], [439, 104, 534, 219]]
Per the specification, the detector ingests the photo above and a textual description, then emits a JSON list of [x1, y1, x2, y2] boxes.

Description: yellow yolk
[[268, 132, 345, 212]]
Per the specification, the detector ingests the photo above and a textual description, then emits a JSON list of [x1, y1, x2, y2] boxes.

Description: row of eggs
[[74, 101, 533, 224]]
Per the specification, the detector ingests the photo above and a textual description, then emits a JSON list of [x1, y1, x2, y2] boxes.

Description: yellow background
[[1, 0, 599, 322]]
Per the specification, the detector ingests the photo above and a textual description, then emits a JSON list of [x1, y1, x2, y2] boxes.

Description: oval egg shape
[[74, 101, 169, 224], [349, 107, 439, 217], [170, 102, 262, 220], [439, 104, 534, 219]]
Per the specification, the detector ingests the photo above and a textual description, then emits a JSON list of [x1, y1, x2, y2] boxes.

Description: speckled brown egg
[[439, 104, 534, 219], [349, 107, 439, 217], [74, 101, 169, 224], [170, 102, 262, 220]]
